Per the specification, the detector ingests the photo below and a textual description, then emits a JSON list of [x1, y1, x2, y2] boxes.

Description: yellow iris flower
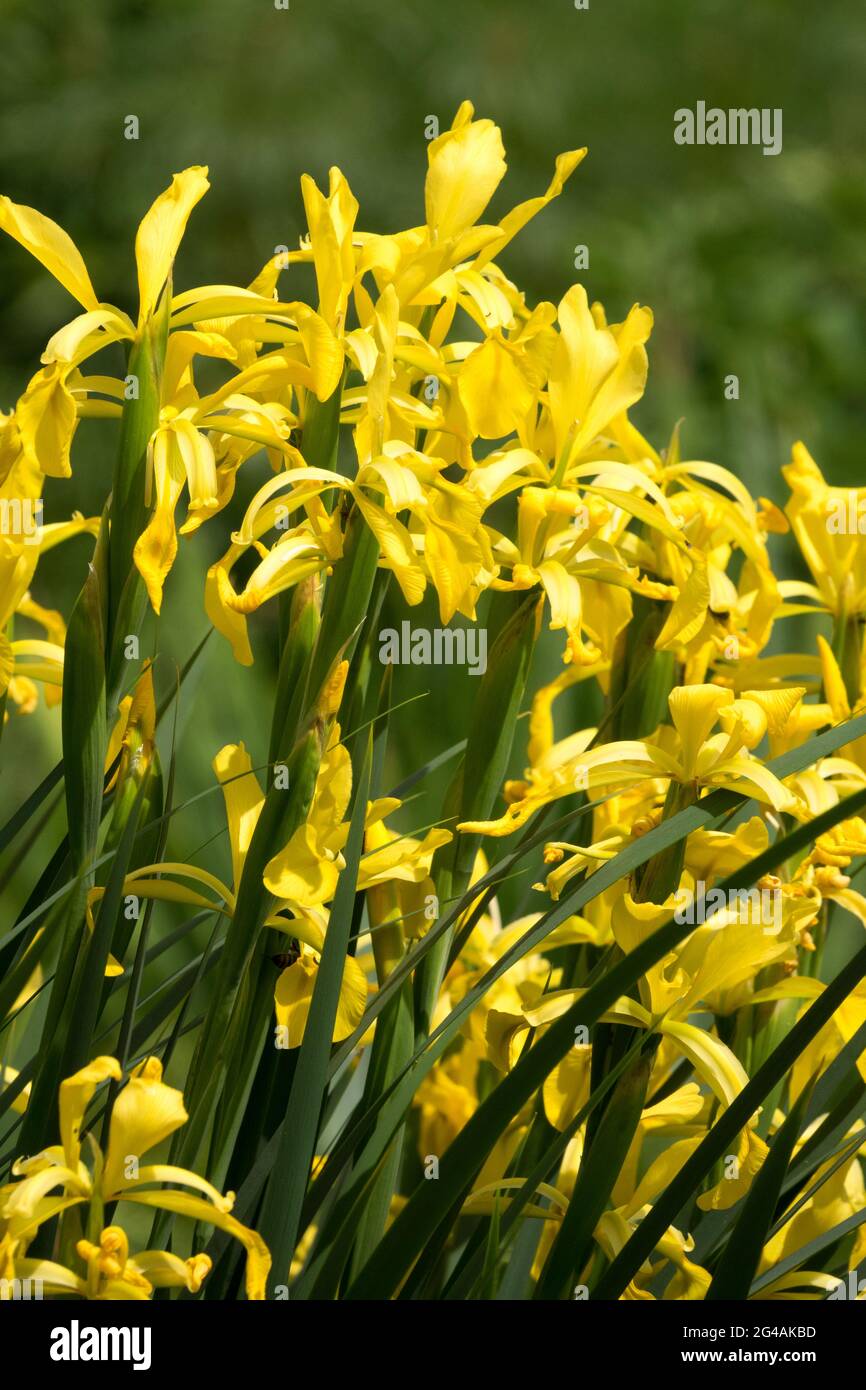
[[1, 1055, 269, 1299], [461, 681, 803, 838], [488, 480, 678, 665], [0, 435, 97, 713], [0, 169, 209, 477], [87, 726, 451, 1048], [0, 169, 351, 614], [0, 1223, 212, 1301], [784, 441, 866, 622]]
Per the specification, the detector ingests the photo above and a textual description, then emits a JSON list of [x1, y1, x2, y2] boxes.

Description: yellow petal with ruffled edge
[[697, 1124, 769, 1213], [655, 554, 712, 652], [425, 104, 506, 243], [549, 286, 652, 462], [205, 545, 254, 666], [353, 491, 426, 608], [783, 441, 866, 615], [274, 952, 367, 1048], [458, 337, 537, 440], [102, 1057, 188, 1196], [667, 683, 734, 778], [16, 365, 77, 478], [265, 822, 343, 907], [135, 167, 209, 324]]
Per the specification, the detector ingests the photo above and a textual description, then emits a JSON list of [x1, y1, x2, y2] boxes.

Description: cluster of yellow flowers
[[1, 1057, 268, 1299], [2, 102, 866, 1301]]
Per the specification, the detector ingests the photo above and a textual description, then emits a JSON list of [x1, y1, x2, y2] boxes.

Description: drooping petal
[[118, 1189, 270, 1300], [16, 365, 77, 478], [274, 952, 367, 1047], [213, 743, 265, 890], [659, 1019, 749, 1109], [0, 196, 99, 310]]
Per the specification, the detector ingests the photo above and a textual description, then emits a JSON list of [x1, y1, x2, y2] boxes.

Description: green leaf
[[343, 782, 866, 1299], [106, 292, 169, 687], [415, 592, 542, 1034], [0, 895, 67, 1030], [593, 938, 866, 1300], [706, 1080, 814, 1299], [18, 517, 109, 1154], [173, 724, 324, 1171], [307, 719, 866, 1241], [62, 514, 108, 878], [258, 730, 373, 1291], [345, 666, 415, 1283], [56, 769, 149, 1078], [0, 758, 64, 856], [534, 1043, 655, 1299], [332, 708, 866, 1084], [99, 736, 177, 1145], [268, 579, 320, 767]]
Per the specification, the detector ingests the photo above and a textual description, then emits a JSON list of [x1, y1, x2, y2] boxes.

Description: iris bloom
[[354, 101, 585, 323], [0, 433, 96, 713], [0, 168, 211, 477], [206, 434, 498, 664], [0, 169, 350, 612], [483, 895, 798, 1218], [87, 728, 450, 1048], [1, 1055, 269, 1299], [487, 896, 791, 1134], [487, 480, 678, 665], [461, 681, 803, 837], [1, 1224, 212, 1301], [784, 442, 866, 622], [202, 103, 590, 660], [512, 1090, 715, 1298]]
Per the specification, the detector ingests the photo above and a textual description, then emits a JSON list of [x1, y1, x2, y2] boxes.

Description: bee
[[270, 939, 301, 970]]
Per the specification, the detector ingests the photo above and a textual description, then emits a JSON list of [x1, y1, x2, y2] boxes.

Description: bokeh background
[[2, 0, 864, 935]]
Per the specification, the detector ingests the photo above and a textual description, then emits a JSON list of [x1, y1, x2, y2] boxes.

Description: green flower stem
[[106, 294, 170, 702]]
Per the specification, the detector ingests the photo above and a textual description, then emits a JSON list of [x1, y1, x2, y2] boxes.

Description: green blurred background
[[2, 0, 864, 930]]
